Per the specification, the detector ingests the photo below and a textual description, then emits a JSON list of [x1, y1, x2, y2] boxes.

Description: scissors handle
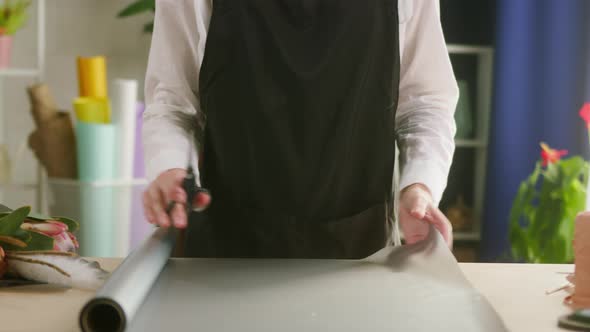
[[165, 166, 209, 215]]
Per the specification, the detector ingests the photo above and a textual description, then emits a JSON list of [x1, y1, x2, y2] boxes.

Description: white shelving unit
[[0, 0, 45, 211], [446, 44, 494, 242]]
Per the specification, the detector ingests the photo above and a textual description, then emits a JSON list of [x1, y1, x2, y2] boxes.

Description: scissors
[[166, 148, 210, 216]]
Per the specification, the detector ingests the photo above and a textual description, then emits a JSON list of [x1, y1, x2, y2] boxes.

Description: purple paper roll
[[134, 102, 145, 178], [130, 102, 152, 249]]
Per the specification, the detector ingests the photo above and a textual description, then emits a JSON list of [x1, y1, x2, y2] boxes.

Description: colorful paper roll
[[111, 79, 138, 179], [77, 56, 108, 98], [73, 97, 111, 124], [79, 183, 115, 257], [134, 102, 146, 178], [76, 121, 116, 181]]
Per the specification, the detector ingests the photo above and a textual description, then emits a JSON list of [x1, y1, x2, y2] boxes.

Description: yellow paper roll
[[73, 97, 111, 123], [77, 56, 108, 98]]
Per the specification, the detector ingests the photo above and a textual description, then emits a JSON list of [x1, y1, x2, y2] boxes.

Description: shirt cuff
[[399, 159, 448, 206], [145, 148, 200, 186]]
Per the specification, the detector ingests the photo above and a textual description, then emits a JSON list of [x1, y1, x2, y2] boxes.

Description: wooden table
[[0, 260, 576, 332]]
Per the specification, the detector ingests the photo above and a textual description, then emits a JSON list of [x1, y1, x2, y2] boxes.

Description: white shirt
[[143, 0, 458, 205]]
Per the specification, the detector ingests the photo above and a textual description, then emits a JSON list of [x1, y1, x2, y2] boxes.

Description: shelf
[[447, 44, 494, 55], [0, 68, 40, 77], [48, 178, 149, 188], [455, 139, 487, 148], [454, 231, 481, 241], [0, 183, 39, 190]]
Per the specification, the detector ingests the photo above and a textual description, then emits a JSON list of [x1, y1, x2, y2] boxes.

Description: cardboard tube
[[28, 112, 78, 178], [27, 83, 58, 127], [573, 212, 590, 308], [73, 97, 111, 124], [77, 56, 108, 98]]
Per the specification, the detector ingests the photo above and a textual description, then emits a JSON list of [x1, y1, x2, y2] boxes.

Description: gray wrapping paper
[[80, 226, 507, 332], [80, 227, 177, 332]]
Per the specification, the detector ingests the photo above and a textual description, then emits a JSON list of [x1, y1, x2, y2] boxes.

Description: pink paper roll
[[572, 211, 590, 308]]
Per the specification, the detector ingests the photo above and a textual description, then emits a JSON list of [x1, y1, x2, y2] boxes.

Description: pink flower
[[21, 220, 79, 252]]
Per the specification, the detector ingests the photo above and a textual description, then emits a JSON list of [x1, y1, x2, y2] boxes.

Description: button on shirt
[[143, 0, 459, 205]]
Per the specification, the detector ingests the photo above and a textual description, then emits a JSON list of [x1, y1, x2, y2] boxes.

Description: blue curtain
[[482, 0, 590, 260]]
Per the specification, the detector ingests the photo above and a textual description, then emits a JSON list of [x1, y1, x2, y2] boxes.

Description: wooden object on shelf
[[27, 83, 57, 127], [445, 195, 474, 231], [453, 245, 478, 262], [27, 84, 77, 179]]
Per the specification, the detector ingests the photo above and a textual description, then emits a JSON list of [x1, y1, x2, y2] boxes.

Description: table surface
[[0, 260, 576, 332]]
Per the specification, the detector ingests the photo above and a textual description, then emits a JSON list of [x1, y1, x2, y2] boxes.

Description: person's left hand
[[398, 183, 453, 248]]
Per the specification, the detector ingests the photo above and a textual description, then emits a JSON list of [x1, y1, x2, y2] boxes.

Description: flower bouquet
[[509, 104, 590, 263], [0, 204, 108, 289]]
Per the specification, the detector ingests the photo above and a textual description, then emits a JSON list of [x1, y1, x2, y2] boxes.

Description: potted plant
[[117, 0, 155, 34], [0, 0, 31, 69], [509, 104, 590, 263]]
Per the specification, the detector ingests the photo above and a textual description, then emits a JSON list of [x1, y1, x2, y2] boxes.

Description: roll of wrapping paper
[[76, 121, 116, 181], [134, 102, 146, 178], [111, 79, 138, 179], [80, 226, 508, 332], [77, 56, 108, 98], [80, 227, 178, 332], [74, 97, 111, 124], [79, 183, 115, 257], [110, 80, 138, 256], [572, 212, 590, 308]]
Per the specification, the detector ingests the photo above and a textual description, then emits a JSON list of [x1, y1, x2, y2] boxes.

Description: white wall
[[3, 0, 153, 208]]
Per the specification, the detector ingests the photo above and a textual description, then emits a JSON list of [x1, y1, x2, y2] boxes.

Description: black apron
[[185, 0, 400, 259]]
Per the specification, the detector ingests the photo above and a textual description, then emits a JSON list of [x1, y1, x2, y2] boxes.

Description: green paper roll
[[79, 183, 115, 257], [76, 121, 115, 181]]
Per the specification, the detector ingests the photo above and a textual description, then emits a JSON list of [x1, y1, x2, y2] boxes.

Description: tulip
[[21, 220, 79, 252], [540, 142, 568, 167]]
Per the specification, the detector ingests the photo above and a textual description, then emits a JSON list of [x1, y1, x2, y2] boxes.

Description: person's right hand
[[142, 168, 211, 229]]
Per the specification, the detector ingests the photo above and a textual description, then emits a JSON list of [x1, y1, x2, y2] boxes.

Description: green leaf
[[26, 211, 53, 221], [0, 206, 30, 236], [12, 228, 31, 242], [53, 216, 79, 233], [117, 0, 155, 17], [0, 204, 12, 213], [8, 231, 54, 251]]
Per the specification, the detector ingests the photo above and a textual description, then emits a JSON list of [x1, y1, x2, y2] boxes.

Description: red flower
[[540, 142, 568, 167], [579, 103, 590, 129]]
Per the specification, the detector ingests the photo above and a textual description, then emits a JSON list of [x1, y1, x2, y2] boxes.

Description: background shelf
[[455, 139, 487, 148], [0, 182, 39, 191], [0, 68, 40, 78]]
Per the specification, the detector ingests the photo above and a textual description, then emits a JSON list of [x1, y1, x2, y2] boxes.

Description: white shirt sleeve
[[143, 0, 212, 183], [396, 0, 459, 205]]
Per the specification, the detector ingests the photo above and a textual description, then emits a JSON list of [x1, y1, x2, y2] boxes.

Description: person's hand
[[142, 168, 211, 229], [398, 183, 453, 248]]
